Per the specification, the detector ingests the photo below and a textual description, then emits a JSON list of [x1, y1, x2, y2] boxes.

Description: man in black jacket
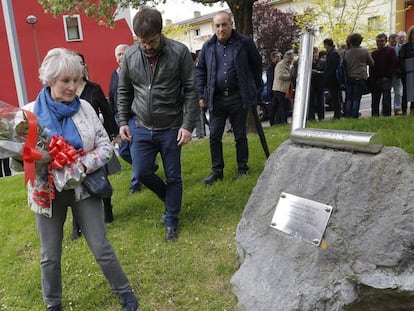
[[117, 8, 199, 242], [322, 38, 341, 119], [196, 11, 262, 185]]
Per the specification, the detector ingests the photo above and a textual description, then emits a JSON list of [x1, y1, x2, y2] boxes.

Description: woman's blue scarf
[[34, 87, 83, 150]]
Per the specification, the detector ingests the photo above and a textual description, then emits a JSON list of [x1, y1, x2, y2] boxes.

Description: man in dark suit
[[196, 11, 262, 185], [322, 38, 341, 119]]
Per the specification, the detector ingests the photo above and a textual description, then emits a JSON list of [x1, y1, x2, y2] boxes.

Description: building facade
[[1, 0, 133, 107]]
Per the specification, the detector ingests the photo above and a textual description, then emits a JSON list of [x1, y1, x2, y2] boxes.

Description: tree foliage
[[37, 0, 258, 35], [253, 0, 301, 63], [37, 0, 162, 27], [295, 0, 383, 48]]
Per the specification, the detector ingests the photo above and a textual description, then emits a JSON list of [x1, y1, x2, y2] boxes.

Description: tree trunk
[[225, 0, 256, 36]]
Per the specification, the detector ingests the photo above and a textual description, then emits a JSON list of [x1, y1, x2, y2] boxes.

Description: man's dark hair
[[323, 38, 334, 47], [349, 33, 363, 47], [133, 7, 162, 37], [389, 33, 398, 41], [376, 33, 387, 41]]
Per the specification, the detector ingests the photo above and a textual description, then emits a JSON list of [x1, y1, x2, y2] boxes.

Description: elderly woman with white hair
[[16, 48, 138, 311]]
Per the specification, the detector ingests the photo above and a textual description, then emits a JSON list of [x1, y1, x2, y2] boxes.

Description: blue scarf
[[34, 87, 83, 150]]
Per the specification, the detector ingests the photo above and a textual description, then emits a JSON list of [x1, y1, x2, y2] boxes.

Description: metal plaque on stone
[[270, 192, 332, 246]]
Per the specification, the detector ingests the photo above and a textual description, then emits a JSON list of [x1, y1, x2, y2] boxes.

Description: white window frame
[[63, 14, 83, 42]]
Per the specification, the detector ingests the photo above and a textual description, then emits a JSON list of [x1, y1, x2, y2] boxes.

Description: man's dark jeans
[[131, 126, 182, 228], [209, 95, 249, 175], [371, 78, 392, 116], [345, 78, 366, 118]]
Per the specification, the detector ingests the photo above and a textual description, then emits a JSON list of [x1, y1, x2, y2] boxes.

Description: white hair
[[115, 44, 129, 56], [38, 48, 82, 85]]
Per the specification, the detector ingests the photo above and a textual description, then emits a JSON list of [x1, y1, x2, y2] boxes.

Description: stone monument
[[231, 32, 414, 310]]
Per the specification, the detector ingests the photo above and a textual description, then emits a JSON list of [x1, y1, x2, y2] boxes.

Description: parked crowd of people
[[264, 28, 413, 124]]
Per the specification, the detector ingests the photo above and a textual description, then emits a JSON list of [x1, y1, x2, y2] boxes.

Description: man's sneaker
[[46, 305, 61, 311], [120, 291, 139, 311]]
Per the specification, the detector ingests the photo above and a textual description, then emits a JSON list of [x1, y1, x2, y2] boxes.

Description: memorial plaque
[[270, 192, 332, 246]]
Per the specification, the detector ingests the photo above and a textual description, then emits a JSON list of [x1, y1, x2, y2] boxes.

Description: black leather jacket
[[117, 36, 198, 131]]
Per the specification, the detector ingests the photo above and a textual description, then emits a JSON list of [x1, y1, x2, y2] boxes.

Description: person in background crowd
[[398, 31, 407, 47], [338, 42, 349, 115], [309, 47, 325, 121], [118, 7, 199, 242], [70, 52, 118, 242], [399, 27, 414, 115], [343, 33, 374, 118], [389, 33, 403, 115], [370, 33, 398, 116], [321, 38, 341, 119], [14, 47, 138, 311], [109, 44, 142, 195], [192, 51, 206, 139], [266, 51, 281, 125], [272, 50, 294, 124], [196, 11, 262, 184], [0, 158, 11, 177]]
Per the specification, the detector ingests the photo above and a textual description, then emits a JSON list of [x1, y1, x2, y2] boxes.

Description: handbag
[[285, 82, 293, 100], [105, 153, 121, 176], [82, 166, 113, 198]]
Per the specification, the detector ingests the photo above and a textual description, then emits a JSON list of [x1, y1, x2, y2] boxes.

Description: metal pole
[[290, 30, 383, 154], [31, 24, 41, 68], [2, 0, 28, 107], [291, 31, 313, 131]]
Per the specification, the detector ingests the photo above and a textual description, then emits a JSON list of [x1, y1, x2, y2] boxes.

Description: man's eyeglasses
[[137, 34, 161, 47]]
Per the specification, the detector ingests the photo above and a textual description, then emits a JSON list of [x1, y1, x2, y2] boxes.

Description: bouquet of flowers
[[0, 100, 84, 194], [0, 100, 49, 184]]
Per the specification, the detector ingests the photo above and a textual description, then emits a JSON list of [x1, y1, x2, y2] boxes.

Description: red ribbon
[[48, 136, 80, 170], [22, 110, 42, 186]]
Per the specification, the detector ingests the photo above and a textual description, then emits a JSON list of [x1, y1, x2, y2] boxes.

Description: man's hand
[[119, 125, 132, 142], [177, 128, 192, 146]]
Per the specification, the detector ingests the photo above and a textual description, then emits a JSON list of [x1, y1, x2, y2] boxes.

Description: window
[[194, 28, 201, 37], [368, 16, 382, 32], [63, 15, 83, 41]]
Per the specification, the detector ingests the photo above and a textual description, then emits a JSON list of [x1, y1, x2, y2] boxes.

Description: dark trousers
[[327, 84, 341, 119], [131, 126, 182, 228], [371, 78, 392, 116], [401, 74, 413, 113], [273, 91, 290, 124], [308, 86, 324, 121], [209, 95, 249, 174], [345, 78, 366, 118], [0, 158, 11, 177], [269, 93, 277, 125]]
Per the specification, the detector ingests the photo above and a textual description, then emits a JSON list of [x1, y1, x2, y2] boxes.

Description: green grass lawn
[[1, 115, 414, 310]]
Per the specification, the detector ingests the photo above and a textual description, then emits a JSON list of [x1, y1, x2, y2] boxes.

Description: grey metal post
[[291, 31, 313, 131], [2, 0, 28, 107], [290, 31, 383, 154]]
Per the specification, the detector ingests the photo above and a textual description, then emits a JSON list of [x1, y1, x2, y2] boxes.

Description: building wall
[[0, 0, 133, 107]]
